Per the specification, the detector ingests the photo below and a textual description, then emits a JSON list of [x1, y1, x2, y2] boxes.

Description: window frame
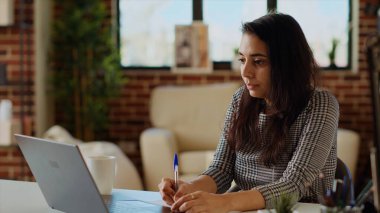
[[117, 0, 352, 71]]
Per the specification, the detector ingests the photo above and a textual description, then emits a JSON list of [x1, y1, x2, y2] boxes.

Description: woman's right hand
[[158, 178, 176, 205], [158, 178, 194, 205]]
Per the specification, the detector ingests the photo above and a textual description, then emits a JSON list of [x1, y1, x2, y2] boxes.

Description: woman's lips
[[246, 84, 259, 90]]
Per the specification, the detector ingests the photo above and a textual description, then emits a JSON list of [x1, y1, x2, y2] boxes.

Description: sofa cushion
[[42, 125, 82, 145], [150, 83, 240, 151], [337, 128, 360, 179], [179, 150, 215, 174]]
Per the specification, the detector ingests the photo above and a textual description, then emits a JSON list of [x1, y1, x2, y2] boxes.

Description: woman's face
[[238, 33, 271, 100]]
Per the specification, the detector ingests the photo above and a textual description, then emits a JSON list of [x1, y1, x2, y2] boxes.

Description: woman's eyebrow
[[249, 53, 267, 58], [238, 52, 267, 58]]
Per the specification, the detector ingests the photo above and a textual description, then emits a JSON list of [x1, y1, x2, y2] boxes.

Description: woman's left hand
[[171, 191, 230, 213]]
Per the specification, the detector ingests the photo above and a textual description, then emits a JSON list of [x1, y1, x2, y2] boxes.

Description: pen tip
[[174, 153, 178, 166]]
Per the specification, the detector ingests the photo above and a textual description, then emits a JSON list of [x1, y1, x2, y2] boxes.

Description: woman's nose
[[241, 64, 254, 78]]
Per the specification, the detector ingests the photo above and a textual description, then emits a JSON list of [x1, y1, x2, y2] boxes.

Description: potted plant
[[271, 194, 297, 213], [50, 0, 123, 140], [328, 38, 339, 69], [231, 47, 240, 72]]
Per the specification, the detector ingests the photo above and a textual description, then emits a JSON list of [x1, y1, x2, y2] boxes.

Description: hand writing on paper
[[158, 178, 192, 205]]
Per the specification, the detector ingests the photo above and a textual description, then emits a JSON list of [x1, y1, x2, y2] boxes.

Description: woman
[[159, 13, 339, 212]]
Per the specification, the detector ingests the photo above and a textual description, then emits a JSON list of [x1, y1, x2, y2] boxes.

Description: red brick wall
[[0, 0, 34, 123], [0, 146, 32, 180], [0, 0, 377, 187], [0, 0, 34, 180]]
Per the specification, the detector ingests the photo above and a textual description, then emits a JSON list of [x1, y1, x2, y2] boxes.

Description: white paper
[[111, 189, 171, 208]]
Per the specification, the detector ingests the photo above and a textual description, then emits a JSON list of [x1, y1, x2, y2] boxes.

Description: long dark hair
[[227, 13, 319, 167]]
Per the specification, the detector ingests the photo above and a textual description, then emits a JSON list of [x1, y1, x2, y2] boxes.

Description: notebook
[[15, 134, 171, 213]]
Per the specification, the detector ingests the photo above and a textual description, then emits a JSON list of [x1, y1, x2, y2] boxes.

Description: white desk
[[0, 179, 62, 213], [0, 179, 321, 213]]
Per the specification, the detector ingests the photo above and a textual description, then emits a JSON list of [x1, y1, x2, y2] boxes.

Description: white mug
[[0, 99, 12, 121], [86, 155, 116, 195]]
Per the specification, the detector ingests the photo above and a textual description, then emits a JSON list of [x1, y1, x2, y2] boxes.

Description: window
[[277, 0, 350, 68], [203, 0, 267, 62], [118, 0, 352, 69], [118, 0, 192, 67]]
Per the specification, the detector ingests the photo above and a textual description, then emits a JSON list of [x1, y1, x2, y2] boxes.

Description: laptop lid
[[15, 134, 109, 213]]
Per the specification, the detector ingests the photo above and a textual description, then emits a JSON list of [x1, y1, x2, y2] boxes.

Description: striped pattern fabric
[[202, 86, 339, 208]]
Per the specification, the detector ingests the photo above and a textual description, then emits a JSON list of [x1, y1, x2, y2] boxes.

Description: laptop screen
[[16, 134, 109, 213]]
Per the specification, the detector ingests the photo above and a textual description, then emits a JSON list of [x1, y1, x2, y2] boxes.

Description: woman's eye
[[238, 58, 245, 64], [254, 59, 265, 65]]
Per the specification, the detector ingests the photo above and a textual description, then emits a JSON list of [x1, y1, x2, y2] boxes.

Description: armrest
[[140, 128, 178, 191]]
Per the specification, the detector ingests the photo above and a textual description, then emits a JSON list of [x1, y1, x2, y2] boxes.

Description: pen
[[174, 153, 179, 192], [349, 176, 355, 207], [355, 180, 373, 207], [341, 176, 348, 207]]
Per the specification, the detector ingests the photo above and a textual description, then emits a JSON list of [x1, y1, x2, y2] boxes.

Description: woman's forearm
[[222, 189, 266, 211], [189, 175, 266, 211], [188, 175, 218, 193]]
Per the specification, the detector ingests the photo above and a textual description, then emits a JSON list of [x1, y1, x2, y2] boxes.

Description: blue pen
[[174, 153, 179, 192], [355, 180, 373, 207], [349, 176, 355, 207], [341, 176, 348, 206]]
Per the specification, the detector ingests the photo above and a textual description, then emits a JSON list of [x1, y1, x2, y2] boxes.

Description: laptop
[[15, 134, 171, 213]]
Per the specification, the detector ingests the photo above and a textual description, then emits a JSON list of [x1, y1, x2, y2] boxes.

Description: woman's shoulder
[[232, 85, 246, 100], [227, 86, 246, 109], [312, 88, 338, 102], [308, 88, 339, 110], [235, 85, 246, 95]]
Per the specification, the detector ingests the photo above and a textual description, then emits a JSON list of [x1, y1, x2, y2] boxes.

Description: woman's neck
[[263, 105, 276, 115], [262, 99, 276, 115]]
